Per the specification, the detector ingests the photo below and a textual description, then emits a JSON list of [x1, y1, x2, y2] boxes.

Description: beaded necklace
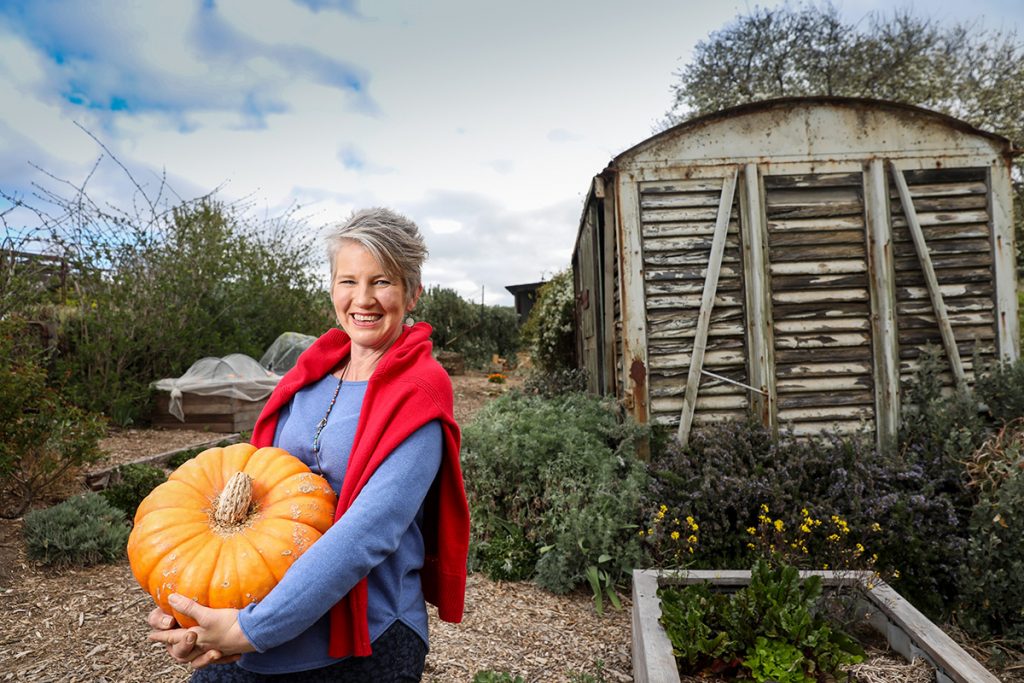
[[311, 365, 346, 474]]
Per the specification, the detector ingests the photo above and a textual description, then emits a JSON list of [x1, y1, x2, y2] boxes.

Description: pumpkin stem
[[215, 472, 254, 525]]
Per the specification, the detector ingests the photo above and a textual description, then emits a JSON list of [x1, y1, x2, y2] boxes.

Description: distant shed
[[572, 97, 1020, 451]]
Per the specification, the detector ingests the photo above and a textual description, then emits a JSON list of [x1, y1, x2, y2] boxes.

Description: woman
[[148, 207, 470, 681]]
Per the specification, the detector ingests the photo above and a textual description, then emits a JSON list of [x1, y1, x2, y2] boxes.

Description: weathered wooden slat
[[890, 194, 989, 212], [775, 346, 872, 363], [899, 167, 986, 184], [772, 288, 870, 304], [898, 311, 995, 329], [649, 322, 747, 340], [899, 341, 995, 360], [896, 282, 993, 301], [679, 170, 739, 443], [894, 252, 993, 271], [653, 394, 749, 413], [776, 361, 873, 377], [645, 278, 742, 296], [893, 181, 987, 198], [770, 273, 868, 290], [776, 376, 873, 393], [648, 349, 746, 370], [740, 162, 776, 429], [788, 421, 871, 436], [642, 207, 722, 222], [891, 209, 990, 228], [770, 259, 866, 275], [650, 379, 748, 398], [763, 172, 863, 188], [773, 318, 871, 334], [647, 292, 744, 309], [642, 222, 719, 238], [643, 234, 743, 252], [776, 390, 875, 408], [769, 229, 865, 247], [766, 215, 865, 232], [987, 163, 1021, 362], [892, 238, 992, 258], [644, 249, 741, 266], [640, 179, 726, 193], [645, 264, 742, 281], [774, 331, 872, 348], [765, 202, 864, 220], [648, 305, 744, 327], [765, 187, 861, 208], [897, 297, 993, 315], [772, 302, 870, 319], [777, 405, 875, 421], [891, 223, 990, 241], [640, 193, 723, 209], [898, 325, 996, 343], [894, 267, 995, 287], [770, 243, 867, 261]]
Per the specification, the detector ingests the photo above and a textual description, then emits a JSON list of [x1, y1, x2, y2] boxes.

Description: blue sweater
[[235, 375, 442, 674]]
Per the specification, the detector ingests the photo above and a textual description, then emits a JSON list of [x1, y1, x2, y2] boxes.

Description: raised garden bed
[[631, 568, 998, 683]]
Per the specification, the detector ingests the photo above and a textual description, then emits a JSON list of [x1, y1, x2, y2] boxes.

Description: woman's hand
[[147, 595, 254, 668]]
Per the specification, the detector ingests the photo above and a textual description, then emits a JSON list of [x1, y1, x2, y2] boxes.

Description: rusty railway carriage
[[572, 97, 1020, 451]]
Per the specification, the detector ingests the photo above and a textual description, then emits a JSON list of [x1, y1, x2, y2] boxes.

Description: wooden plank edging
[[85, 433, 242, 490], [631, 569, 999, 683]]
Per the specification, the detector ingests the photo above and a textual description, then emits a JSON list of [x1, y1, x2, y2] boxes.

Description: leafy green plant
[[648, 416, 968, 617], [0, 324, 106, 518], [567, 660, 608, 683], [975, 357, 1024, 426], [22, 493, 130, 568], [463, 391, 649, 596], [471, 671, 524, 683], [470, 517, 538, 582], [519, 269, 575, 375], [657, 560, 864, 680], [583, 555, 622, 616], [959, 448, 1024, 642], [100, 463, 167, 517]]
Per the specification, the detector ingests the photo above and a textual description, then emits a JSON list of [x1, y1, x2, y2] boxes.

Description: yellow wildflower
[[773, 519, 784, 532], [746, 527, 757, 536], [670, 531, 680, 541], [688, 535, 698, 544]]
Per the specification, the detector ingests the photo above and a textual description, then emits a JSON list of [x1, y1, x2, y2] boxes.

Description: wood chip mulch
[[0, 523, 631, 682]]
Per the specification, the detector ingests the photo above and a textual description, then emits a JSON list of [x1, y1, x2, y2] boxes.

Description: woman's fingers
[[146, 606, 177, 630]]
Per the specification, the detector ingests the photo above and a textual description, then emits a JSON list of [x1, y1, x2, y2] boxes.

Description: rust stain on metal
[[629, 356, 648, 423]]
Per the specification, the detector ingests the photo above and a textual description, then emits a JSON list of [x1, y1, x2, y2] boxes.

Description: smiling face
[[331, 240, 420, 357]]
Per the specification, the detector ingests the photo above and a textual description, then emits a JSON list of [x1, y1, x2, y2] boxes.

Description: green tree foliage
[[664, 2, 1024, 259], [520, 269, 575, 375], [56, 198, 331, 424], [413, 285, 518, 367]]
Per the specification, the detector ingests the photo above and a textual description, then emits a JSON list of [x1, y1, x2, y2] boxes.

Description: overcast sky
[[2, 1, 1022, 306]]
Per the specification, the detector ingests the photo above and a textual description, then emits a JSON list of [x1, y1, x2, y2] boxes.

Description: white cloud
[[2, 0, 1022, 306]]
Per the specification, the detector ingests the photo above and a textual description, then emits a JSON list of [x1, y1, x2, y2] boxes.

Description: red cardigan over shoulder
[[250, 322, 469, 658]]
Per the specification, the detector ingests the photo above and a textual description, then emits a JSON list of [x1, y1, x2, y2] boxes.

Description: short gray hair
[[326, 207, 427, 303]]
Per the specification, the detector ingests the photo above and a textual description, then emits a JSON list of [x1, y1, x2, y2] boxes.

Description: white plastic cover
[[152, 353, 281, 422], [260, 332, 316, 374]]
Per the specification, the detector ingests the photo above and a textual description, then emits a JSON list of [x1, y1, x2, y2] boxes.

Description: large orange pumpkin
[[127, 443, 337, 627]]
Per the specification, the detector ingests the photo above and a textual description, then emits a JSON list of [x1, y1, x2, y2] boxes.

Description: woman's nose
[[353, 284, 374, 305]]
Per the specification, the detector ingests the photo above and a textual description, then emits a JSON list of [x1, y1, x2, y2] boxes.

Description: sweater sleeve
[[236, 420, 442, 652]]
